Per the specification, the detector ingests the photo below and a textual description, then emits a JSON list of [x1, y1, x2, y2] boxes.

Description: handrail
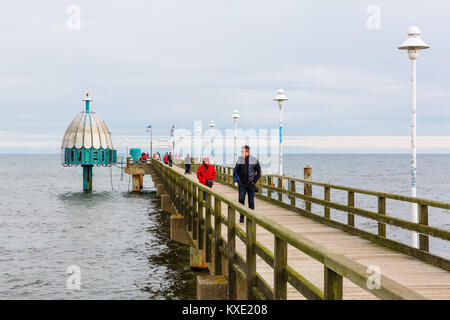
[[190, 162, 450, 209], [152, 159, 428, 300]]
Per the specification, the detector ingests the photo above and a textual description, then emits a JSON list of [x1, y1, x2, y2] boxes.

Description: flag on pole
[[146, 125, 152, 133], [170, 125, 174, 137]]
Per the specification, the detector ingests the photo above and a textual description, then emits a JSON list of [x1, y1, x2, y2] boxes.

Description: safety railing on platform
[[176, 161, 450, 271], [152, 159, 428, 300], [126, 156, 152, 165]]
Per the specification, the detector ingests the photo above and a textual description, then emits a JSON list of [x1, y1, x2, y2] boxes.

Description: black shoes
[[239, 215, 245, 223]]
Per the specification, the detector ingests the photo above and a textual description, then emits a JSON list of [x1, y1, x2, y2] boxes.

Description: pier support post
[[156, 184, 164, 196], [161, 194, 176, 214], [170, 214, 191, 246], [304, 166, 312, 211], [82, 165, 93, 192], [197, 275, 228, 300], [139, 175, 144, 190], [132, 174, 140, 192]]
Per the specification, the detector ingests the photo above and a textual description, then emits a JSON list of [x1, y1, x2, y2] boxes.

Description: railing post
[[246, 216, 256, 299], [324, 267, 343, 300], [347, 191, 355, 227], [174, 175, 179, 211], [214, 198, 222, 275], [187, 181, 193, 231], [378, 196, 386, 237], [289, 179, 296, 207], [182, 178, 187, 215], [324, 186, 330, 218], [304, 166, 312, 211], [267, 176, 272, 199], [278, 177, 283, 202], [419, 204, 429, 252], [227, 206, 236, 299], [198, 189, 204, 249], [205, 192, 212, 263], [274, 235, 287, 300]]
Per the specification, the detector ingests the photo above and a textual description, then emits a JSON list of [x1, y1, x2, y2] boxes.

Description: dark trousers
[[169, 160, 172, 167], [238, 183, 255, 218], [185, 164, 191, 173]]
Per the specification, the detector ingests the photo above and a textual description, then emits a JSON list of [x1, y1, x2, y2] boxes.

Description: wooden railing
[[152, 159, 428, 300], [179, 161, 450, 271]]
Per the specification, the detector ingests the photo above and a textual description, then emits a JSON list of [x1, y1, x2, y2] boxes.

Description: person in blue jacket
[[233, 145, 262, 223]]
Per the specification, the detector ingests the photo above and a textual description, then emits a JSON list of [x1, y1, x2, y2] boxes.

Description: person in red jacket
[[197, 157, 216, 200], [163, 153, 169, 165]]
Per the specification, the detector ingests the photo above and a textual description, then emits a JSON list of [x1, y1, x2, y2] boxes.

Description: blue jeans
[[238, 183, 255, 210]]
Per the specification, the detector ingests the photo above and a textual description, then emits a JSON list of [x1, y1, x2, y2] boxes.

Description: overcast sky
[[1, 1, 450, 153]]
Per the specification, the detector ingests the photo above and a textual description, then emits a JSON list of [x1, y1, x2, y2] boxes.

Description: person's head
[[203, 157, 210, 165], [241, 145, 250, 158]]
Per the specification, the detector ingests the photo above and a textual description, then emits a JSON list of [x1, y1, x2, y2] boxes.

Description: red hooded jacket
[[197, 163, 216, 186]]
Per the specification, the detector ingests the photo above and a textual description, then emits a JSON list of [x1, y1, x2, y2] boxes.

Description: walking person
[[163, 153, 168, 165], [233, 145, 261, 223], [197, 157, 216, 200], [168, 152, 173, 167], [185, 153, 192, 174]]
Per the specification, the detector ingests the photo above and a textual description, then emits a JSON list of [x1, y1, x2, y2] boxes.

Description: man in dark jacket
[[233, 145, 261, 223]]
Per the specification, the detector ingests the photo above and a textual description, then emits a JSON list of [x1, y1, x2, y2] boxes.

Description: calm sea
[[0, 154, 449, 299]]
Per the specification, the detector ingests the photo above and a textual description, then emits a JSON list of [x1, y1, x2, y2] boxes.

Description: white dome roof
[[61, 111, 114, 149]]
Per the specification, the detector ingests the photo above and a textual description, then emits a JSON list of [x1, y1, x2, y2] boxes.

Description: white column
[[234, 120, 237, 164], [279, 105, 283, 175], [211, 129, 214, 159]]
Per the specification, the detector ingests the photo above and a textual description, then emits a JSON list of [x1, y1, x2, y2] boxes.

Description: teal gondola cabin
[[61, 93, 117, 191]]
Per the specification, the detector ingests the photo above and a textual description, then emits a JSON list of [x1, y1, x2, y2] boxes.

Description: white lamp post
[[233, 110, 239, 164], [209, 120, 215, 160], [398, 26, 429, 248], [273, 89, 288, 175]]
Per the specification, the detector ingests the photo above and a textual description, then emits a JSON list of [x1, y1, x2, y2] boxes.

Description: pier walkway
[[130, 159, 450, 299]]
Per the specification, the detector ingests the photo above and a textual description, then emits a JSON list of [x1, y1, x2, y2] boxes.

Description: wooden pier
[[127, 158, 450, 300]]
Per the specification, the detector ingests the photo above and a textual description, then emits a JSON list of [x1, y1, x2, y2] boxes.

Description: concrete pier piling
[[190, 247, 208, 270], [139, 175, 144, 190], [170, 214, 191, 246], [196, 275, 227, 300], [132, 174, 140, 192]]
